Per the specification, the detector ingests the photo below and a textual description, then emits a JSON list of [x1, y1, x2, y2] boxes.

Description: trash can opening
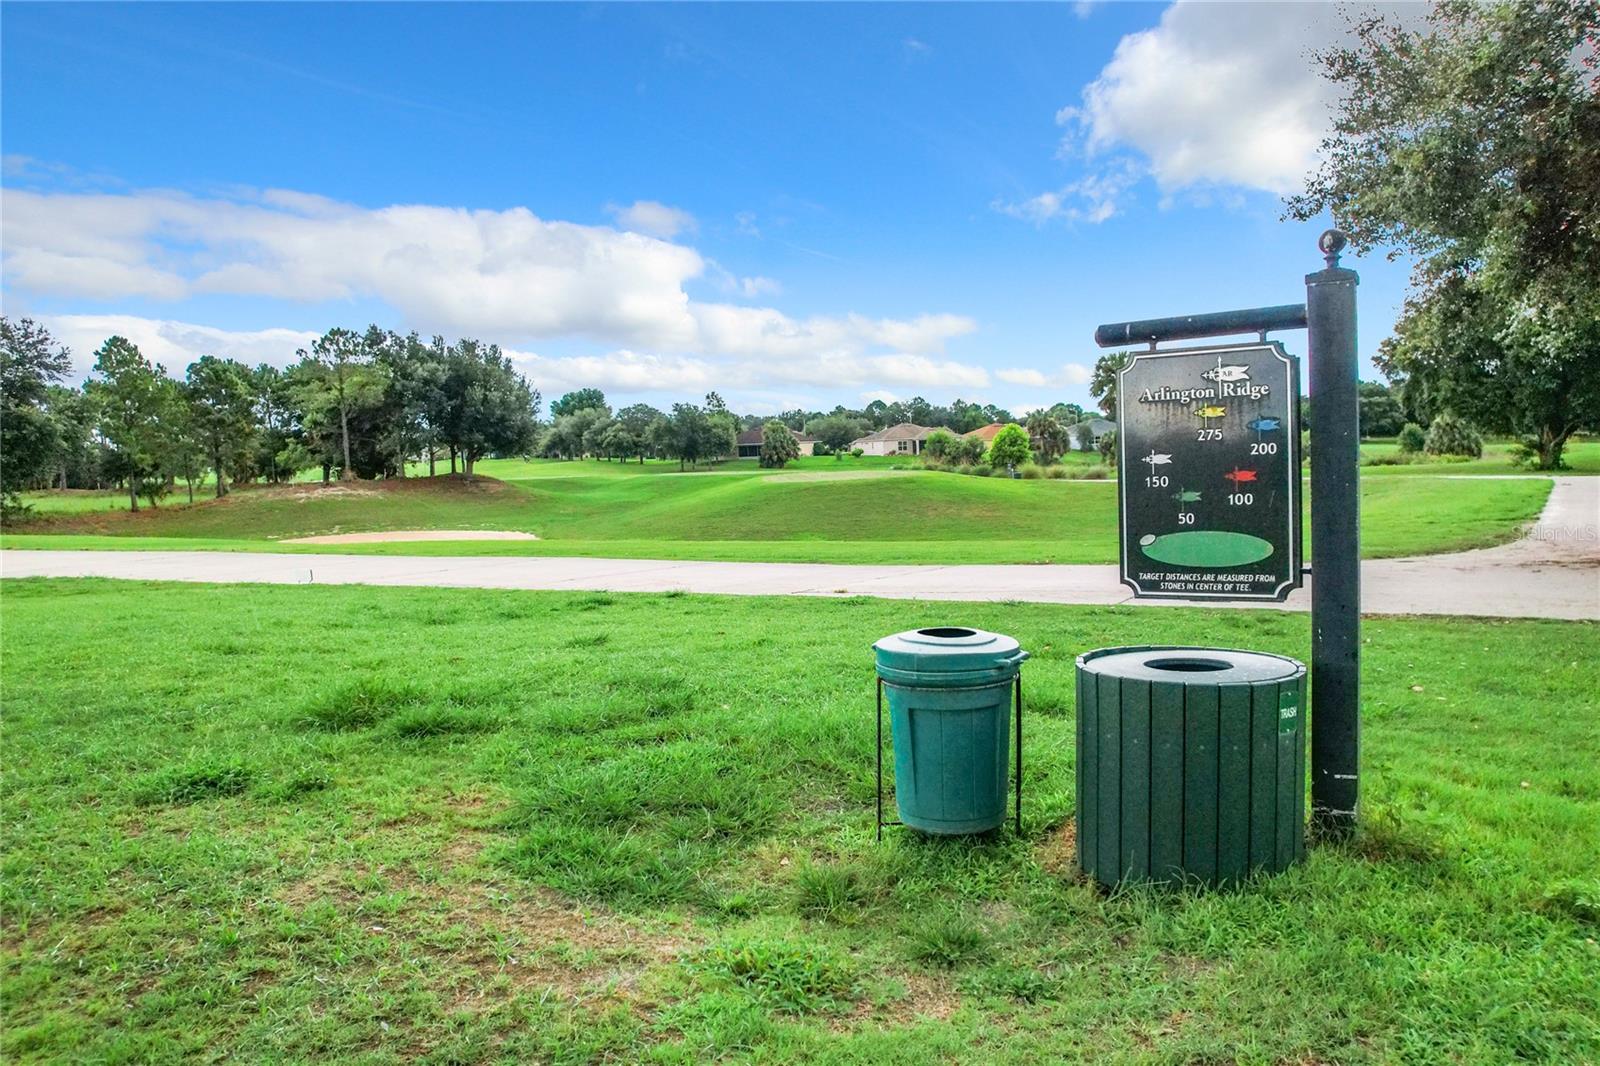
[[1144, 656, 1232, 673], [917, 627, 978, 639]]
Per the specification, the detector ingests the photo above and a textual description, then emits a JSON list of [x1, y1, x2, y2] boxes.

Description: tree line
[[0, 319, 541, 514]]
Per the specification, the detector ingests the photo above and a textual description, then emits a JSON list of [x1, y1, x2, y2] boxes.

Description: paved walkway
[[3, 478, 1595, 620]]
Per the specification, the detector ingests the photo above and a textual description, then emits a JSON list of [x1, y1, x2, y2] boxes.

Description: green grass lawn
[[2, 469, 1553, 564], [1359, 437, 1600, 475], [1, 580, 1596, 1063]]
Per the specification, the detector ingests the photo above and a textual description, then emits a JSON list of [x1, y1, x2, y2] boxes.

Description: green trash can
[[874, 627, 1028, 836], [1075, 646, 1306, 887]]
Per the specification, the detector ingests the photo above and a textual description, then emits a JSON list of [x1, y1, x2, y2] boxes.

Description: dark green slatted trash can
[[1075, 646, 1306, 887]]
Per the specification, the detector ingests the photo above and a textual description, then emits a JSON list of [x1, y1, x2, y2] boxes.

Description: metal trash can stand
[[1075, 646, 1306, 887], [873, 628, 1029, 837]]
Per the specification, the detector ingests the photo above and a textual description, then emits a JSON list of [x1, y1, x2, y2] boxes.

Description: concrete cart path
[[3, 478, 1595, 620]]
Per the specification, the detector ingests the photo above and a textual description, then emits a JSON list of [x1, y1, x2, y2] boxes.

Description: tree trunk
[[429, 448, 436, 477], [464, 453, 475, 477], [339, 404, 354, 480], [450, 446, 458, 475], [128, 479, 139, 513], [214, 458, 227, 498], [59, 466, 67, 490], [187, 480, 195, 504], [322, 462, 331, 484]]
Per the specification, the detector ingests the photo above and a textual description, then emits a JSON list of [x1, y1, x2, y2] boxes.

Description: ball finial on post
[[1318, 229, 1348, 268]]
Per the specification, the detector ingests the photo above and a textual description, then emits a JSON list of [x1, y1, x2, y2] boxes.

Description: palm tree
[[1026, 411, 1068, 465]]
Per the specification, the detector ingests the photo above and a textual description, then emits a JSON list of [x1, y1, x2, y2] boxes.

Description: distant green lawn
[[2, 580, 1595, 1063], [19, 437, 1589, 519], [1359, 437, 1599, 475], [2, 471, 1551, 563]]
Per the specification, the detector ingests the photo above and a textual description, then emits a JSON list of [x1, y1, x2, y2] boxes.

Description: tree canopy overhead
[[1287, 0, 1600, 467]]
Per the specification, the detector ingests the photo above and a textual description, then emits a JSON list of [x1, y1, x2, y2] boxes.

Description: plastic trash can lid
[[874, 627, 1027, 676], [1075, 645, 1303, 684]]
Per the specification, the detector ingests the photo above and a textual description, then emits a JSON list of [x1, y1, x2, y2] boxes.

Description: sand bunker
[[281, 530, 540, 545]]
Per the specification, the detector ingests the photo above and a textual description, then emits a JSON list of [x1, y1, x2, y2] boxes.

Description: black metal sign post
[[1094, 230, 1361, 841], [1305, 232, 1360, 841]]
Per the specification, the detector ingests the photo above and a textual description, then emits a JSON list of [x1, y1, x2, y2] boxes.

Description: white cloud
[[506, 348, 718, 396], [706, 261, 782, 299], [1, 184, 977, 373], [1063, 1, 1426, 196], [997, 368, 1048, 386], [860, 390, 900, 405], [35, 309, 995, 400], [1072, 1, 1100, 18], [606, 199, 697, 239], [43, 314, 318, 379], [733, 275, 781, 299], [689, 304, 975, 362], [994, 362, 1094, 391], [993, 161, 1139, 225]]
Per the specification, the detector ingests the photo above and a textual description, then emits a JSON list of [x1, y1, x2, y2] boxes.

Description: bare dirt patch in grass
[[272, 801, 687, 1012], [282, 530, 540, 544], [1039, 819, 1078, 876]]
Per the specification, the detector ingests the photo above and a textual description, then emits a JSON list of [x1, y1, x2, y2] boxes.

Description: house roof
[[963, 423, 1006, 442], [1079, 418, 1116, 433], [736, 426, 816, 446], [851, 422, 948, 443]]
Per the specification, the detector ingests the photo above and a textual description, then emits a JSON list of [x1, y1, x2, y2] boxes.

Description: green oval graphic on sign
[[1138, 531, 1274, 568]]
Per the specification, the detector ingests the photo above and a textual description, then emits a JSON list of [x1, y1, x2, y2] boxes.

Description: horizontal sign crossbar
[[1095, 304, 1308, 348]]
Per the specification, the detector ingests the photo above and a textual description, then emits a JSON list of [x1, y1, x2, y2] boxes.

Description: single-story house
[[1071, 417, 1116, 450], [848, 423, 952, 457], [963, 423, 1007, 445], [735, 425, 817, 459]]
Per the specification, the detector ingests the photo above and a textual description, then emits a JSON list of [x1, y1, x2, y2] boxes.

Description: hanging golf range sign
[[1116, 342, 1302, 601]]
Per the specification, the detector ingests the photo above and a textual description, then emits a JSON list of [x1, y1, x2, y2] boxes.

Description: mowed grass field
[[4, 460, 1555, 564], [2, 580, 1596, 1063], [1359, 438, 1600, 476]]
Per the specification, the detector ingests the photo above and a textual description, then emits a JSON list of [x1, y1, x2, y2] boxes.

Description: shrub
[[850, 448, 863, 458], [1018, 463, 1045, 479], [1424, 410, 1483, 458], [1396, 422, 1426, 454], [987, 424, 1031, 468], [923, 430, 956, 462], [1363, 451, 1427, 467], [951, 435, 987, 465], [1079, 465, 1110, 480], [759, 421, 799, 468], [1096, 429, 1117, 466], [1045, 465, 1069, 479]]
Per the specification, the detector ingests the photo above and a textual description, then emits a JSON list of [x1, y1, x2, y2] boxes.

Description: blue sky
[[0, 1, 1416, 414]]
